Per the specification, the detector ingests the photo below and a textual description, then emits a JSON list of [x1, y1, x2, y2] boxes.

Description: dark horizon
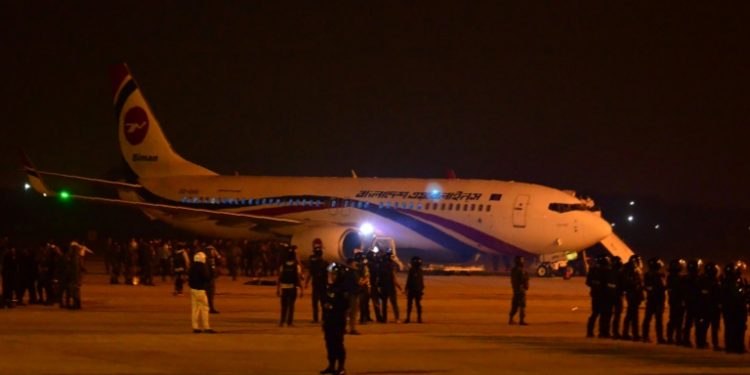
[[3, 2, 749, 209]]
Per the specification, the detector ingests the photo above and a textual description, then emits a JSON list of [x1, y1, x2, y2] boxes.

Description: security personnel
[[405, 256, 425, 324], [277, 245, 303, 327], [355, 252, 372, 324], [379, 250, 402, 323], [642, 257, 666, 343], [681, 258, 703, 347], [344, 257, 362, 334], [508, 256, 529, 325], [610, 256, 625, 339], [65, 241, 83, 310], [320, 262, 350, 375], [721, 261, 747, 354], [666, 258, 686, 345], [305, 239, 329, 323], [586, 257, 606, 338], [1, 246, 18, 308], [206, 245, 221, 314], [621, 255, 644, 341], [695, 262, 722, 350], [173, 243, 190, 296], [366, 251, 383, 322]]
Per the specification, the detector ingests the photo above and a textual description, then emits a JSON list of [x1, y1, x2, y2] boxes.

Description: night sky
[[3, 2, 749, 208]]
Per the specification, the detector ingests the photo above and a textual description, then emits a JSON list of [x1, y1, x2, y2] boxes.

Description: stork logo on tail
[[123, 107, 149, 145]]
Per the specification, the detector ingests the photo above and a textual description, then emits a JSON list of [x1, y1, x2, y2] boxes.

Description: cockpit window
[[548, 202, 597, 213]]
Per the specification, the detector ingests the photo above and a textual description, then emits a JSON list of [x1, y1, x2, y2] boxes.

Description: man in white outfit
[[188, 251, 214, 333]]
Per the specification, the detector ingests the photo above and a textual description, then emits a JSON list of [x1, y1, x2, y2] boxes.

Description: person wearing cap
[[205, 245, 221, 314], [305, 238, 329, 323], [64, 241, 83, 310], [320, 262, 350, 375], [404, 256, 425, 324], [188, 251, 214, 333], [277, 245, 303, 327], [378, 249, 402, 323]]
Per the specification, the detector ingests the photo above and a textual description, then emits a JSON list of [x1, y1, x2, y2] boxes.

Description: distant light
[[359, 223, 374, 236], [627, 215, 634, 223], [24, 183, 31, 191], [611, 222, 616, 227], [42, 193, 47, 197], [655, 224, 660, 230], [371, 246, 379, 253], [629, 201, 635, 206], [59, 190, 71, 201]]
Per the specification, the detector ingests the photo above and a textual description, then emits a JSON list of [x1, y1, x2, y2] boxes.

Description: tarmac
[[2, 267, 749, 375]]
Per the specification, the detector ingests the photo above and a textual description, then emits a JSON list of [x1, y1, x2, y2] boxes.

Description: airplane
[[23, 63, 633, 274]]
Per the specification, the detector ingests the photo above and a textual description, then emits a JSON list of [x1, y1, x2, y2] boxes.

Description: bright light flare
[[359, 222, 374, 236], [627, 215, 634, 223], [59, 190, 71, 200], [24, 183, 31, 191], [629, 201, 635, 206]]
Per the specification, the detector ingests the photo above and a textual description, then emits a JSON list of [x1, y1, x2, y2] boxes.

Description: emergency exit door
[[513, 195, 530, 228]]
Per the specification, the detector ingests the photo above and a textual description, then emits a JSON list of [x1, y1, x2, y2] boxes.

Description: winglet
[[19, 150, 53, 196], [446, 169, 457, 179], [351, 169, 358, 178]]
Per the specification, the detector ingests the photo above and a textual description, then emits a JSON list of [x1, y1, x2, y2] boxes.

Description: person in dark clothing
[[600, 257, 620, 338], [405, 256, 425, 324], [188, 251, 214, 333], [695, 262, 722, 350], [173, 243, 190, 296], [2, 247, 18, 308], [106, 239, 122, 284], [379, 250, 402, 323], [621, 255, 644, 341], [355, 253, 372, 324], [721, 261, 747, 354], [366, 251, 383, 323], [681, 258, 703, 347], [139, 240, 155, 286], [344, 257, 362, 334], [586, 257, 605, 338], [64, 242, 83, 310], [666, 258, 686, 345], [508, 256, 529, 325], [320, 262, 349, 375], [17, 247, 38, 305], [37, 243, 56, 305], [610, 256, 625, 339], [642, 257, 666, 343], [206, 245, 221, 313], [277, 246, 303, 327], [305, 239, 329, 323]]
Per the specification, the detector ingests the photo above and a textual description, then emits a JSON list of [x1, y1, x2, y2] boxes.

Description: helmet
[[669, 259, 686, 274], [327, 262, 347, 283], [312, 238, 323, 250], [410, 256, 423, 267], [647, 257, 664, 271], [687, 259, 703, 275], [612, 256, 623, 270], [597, 256, 611, 268], [704, 262, 720, 279], [193, 252, 206, 263]]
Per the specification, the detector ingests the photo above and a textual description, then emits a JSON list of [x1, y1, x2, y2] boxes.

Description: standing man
[[188, 251, 214, 333], [508, 256, 529, 325], [305, 238, 328, 323], [206, 245, 221, 314], [1, 246, 18, 308], [277, 245, 303, 327], [642, 257, 666, 343], [666, 258, 686, 345], [586, 257, 605, 338], [320, 263, 349, 375], [621, 255, 644, 341], [682, 258, 703, 347], [366, 251, 383, 323], [344, 257, 362, 334], [610, 257, 625, 339], [695, 262, 722, 350], [356, 252, 372, 324], [379, 250, 402, 323], [173, 242, 190, 296], [721, 261, 747, 354], [404, 256, 425, 324]]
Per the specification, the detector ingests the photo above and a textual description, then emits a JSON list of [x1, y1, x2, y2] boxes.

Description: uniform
[[610, 257, 625, 339], [681, 259, 703, 347], [666, 259, 686, 345], [306, 243, 329, 323], [721, 262, 747, 354], [321, 264, 349, 375], [621, 257, 644, 341], [586, 261, 604, 337], [695, 263, 721, 350], [642, 259, 666, 343], [405, 257, 425, 324], [509, 256, 528, 325], [278, 249, 302, 326], [378, 254, 401, 323]]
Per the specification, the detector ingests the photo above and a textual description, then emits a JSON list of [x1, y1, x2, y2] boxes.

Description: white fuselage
[[132, 175, 613, 263]]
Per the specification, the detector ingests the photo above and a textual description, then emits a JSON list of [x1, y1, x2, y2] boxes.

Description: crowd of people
[[585, 255, 749, 354], [1, 237, 92, 309]]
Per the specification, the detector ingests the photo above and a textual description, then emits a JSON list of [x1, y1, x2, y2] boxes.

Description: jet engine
[[290, 226, 362, 261]]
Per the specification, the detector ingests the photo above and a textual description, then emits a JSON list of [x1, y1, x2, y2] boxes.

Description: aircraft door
[[512, 194, 530, 228]]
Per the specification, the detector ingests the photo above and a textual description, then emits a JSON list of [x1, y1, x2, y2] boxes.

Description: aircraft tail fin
[[111, 64, 216, 178]]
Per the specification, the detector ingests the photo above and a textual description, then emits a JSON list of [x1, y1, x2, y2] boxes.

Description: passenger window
[[463, 204, 468, 211], [448, 203, 453, 210], [486, 205, 492, 212], [441, 203, 446, 210], [471, 204, 476, 211]]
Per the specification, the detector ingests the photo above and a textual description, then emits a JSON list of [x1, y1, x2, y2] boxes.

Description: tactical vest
[[279, 261, 299, 287]]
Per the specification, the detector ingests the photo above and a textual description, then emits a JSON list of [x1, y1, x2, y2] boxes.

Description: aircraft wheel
[[536, 265, 549, 278]]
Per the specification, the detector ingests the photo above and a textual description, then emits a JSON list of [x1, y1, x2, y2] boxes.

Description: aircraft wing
[[20, 150, 142, 190], [72, 193, 301, 227]]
